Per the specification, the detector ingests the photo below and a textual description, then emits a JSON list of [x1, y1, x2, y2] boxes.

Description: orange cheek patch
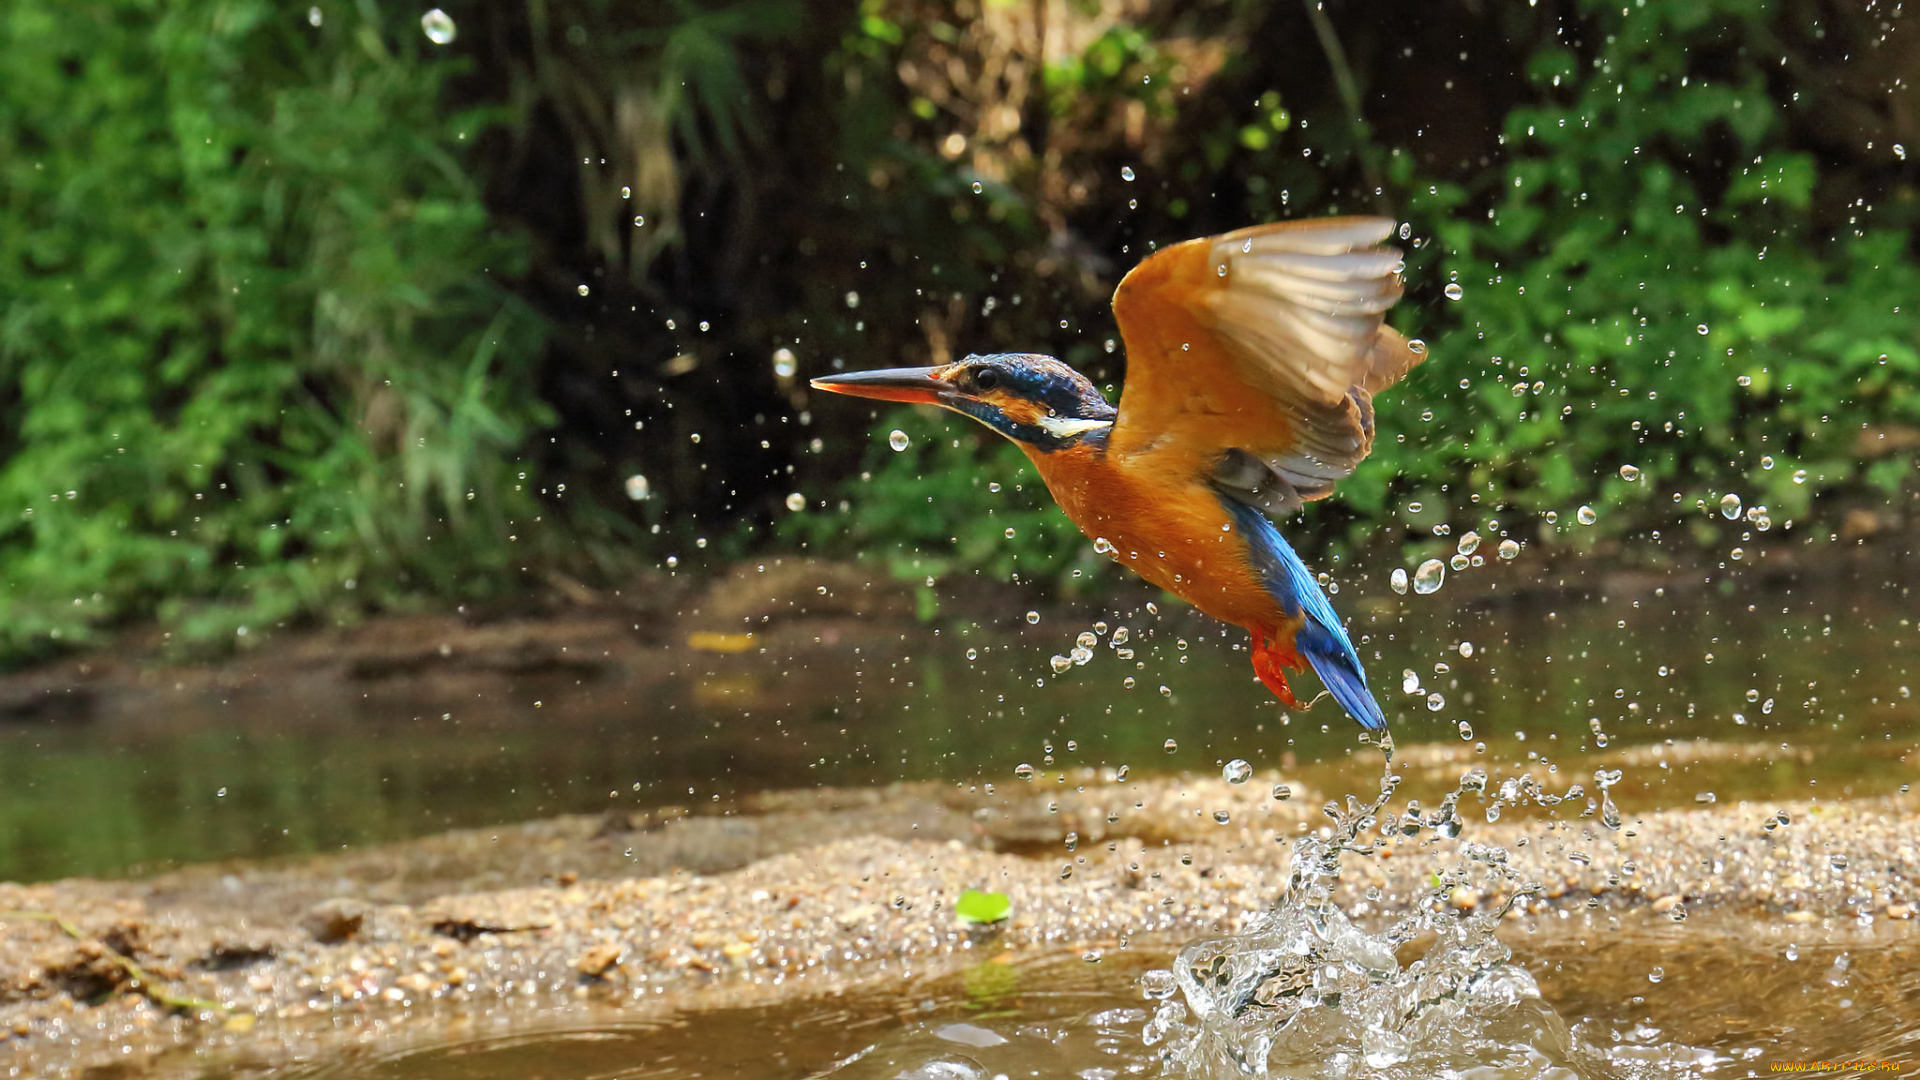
[[985, 393, 1045, 428]]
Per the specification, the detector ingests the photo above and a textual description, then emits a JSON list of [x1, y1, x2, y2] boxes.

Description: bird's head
[[812, 353, 1115, 451]]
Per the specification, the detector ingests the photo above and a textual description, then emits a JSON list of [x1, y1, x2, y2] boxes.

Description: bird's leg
[[1250, 633, 1302, 707]]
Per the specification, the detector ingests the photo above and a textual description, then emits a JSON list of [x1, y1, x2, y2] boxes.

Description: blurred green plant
[[0, 1, 548, 664], [1367, 0, 1920, 555], [805, 0, 1919, 599]]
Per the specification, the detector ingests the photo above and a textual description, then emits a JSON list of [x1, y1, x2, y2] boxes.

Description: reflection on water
[[2, 575, 1914, 882], [257, 915, 1920, 1080]]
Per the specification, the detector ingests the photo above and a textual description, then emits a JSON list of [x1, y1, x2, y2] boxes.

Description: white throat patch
[[1037, 415, 1112, 440]]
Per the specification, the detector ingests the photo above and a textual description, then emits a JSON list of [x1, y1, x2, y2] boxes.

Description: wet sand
[[4, 760, 1917, 1077]]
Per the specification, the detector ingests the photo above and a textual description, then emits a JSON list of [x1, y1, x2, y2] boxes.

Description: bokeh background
[[3, 0, 1916, 665]]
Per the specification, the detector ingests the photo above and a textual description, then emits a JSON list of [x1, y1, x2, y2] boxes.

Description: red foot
[[1249, 632, 1302, 707]]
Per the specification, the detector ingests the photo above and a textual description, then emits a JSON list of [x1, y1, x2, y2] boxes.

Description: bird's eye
[[972, 367, 1001, 391]]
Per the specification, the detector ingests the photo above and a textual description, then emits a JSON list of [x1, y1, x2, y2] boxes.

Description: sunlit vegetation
[[2, 0, 1914, 664]]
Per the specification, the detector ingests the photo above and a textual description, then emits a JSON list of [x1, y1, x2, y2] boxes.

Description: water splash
[[1139, 738, 1688, 1078]]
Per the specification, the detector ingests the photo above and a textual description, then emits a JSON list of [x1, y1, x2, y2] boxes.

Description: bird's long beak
[[810, 366, 952, 406]]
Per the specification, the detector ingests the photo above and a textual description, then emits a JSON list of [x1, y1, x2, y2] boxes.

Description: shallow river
[[1, 568, 1912, 884]]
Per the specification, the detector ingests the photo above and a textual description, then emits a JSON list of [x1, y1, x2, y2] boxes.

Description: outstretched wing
[[1108, 217, 1422, 515]]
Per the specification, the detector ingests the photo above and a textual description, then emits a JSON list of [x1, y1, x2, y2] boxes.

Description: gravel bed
[[3, 765, 1916, 1077]]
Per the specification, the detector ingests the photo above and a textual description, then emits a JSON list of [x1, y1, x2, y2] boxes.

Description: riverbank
[[4, 759, 1917, 1076], [4, 525, 1914, 730]]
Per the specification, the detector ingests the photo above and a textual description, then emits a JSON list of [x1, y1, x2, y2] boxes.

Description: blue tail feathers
[[1221, 499, 1387, 731]]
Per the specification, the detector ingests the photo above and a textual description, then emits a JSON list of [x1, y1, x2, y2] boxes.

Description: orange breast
[[1019, 442, 1298, 640]]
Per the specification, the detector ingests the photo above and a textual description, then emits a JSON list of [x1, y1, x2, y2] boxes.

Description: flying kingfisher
[[812, 218, 1422, 730]]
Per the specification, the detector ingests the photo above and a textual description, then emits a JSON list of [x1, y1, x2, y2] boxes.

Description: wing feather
[[1109, 217, 1423, 516]]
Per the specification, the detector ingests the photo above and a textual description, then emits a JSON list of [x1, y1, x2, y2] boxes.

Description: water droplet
[[772, 348, 797, 379], [1212, 809, 1231, 825], [888, 429, 910, 452], [1785, 944, 1799, 962], [1163, 737, 1178, 753], [1760, 455, 1775, 470], [1443, 282, 1464, 301], [1026, 610, 1041, 625], [1459, 640, 1473, 657], [1696, 323, 1710, 335], [1896, 144, 1908, 161], [1059, 864, 1073, 881], [1223, 759, 1252, 784], [1449, 553, 1469, 571], [1498, 538, 1520, 559], [420, 8, 456, 44], [1407, 339, 1427, 354], [216, 786, 228, 797], [1619, 464, 1641, 482], [784, 492, 806, 512], [1648, 966, 1664, 983], [1576, 505, 1597, 525], [971, 181, 984, 194], [1719, 493, 1742, 519], [633, 214, 646, 227], [1389, 568, 1409, 594], [1050, 654, 1073, 674], [623, 475, 651, 501], [576, 284, 590, 297], [1005, 527, 1017, 539], [1271, 783, 1291, 801], [1426, 692, 1445, 711], [1158, 685, 1173, 698], [1123, 676, 1136, 689], [1082, 949, 1102, 962], [844, 291, 860, 310], [1791, 469, 1807, 485], [965, 648, 979, 661], [1014, 763, 1035, 782], [1456, 531, 1481, 555], [620, 185, 631, 199], [1140, 969, 1177, 999], [1120, 166, 1136, 181], [1831, 854, 1849, 870], [1412, 559, 1446, 594], [307, 6, 323, 26], [1458, 720, 1474, 740]]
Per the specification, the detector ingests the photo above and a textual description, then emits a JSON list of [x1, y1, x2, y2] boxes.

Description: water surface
[[2, 569, 1913, 882]]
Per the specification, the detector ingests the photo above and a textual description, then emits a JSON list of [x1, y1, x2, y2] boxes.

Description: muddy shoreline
[[3, 536, 1910, 731]]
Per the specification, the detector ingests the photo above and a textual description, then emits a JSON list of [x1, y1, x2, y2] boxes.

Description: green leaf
[[955, 888, 1012, 925]]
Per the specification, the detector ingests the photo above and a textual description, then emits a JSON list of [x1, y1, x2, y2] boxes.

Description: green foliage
[[0, 1, 548, 663], [812, 0, 1920, 593], [1366, 0, 1920, 552], [953, 888, 1012, 925]]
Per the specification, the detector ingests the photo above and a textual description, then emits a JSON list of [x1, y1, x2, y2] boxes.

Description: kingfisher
[[812, 218, 1422, 730]]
